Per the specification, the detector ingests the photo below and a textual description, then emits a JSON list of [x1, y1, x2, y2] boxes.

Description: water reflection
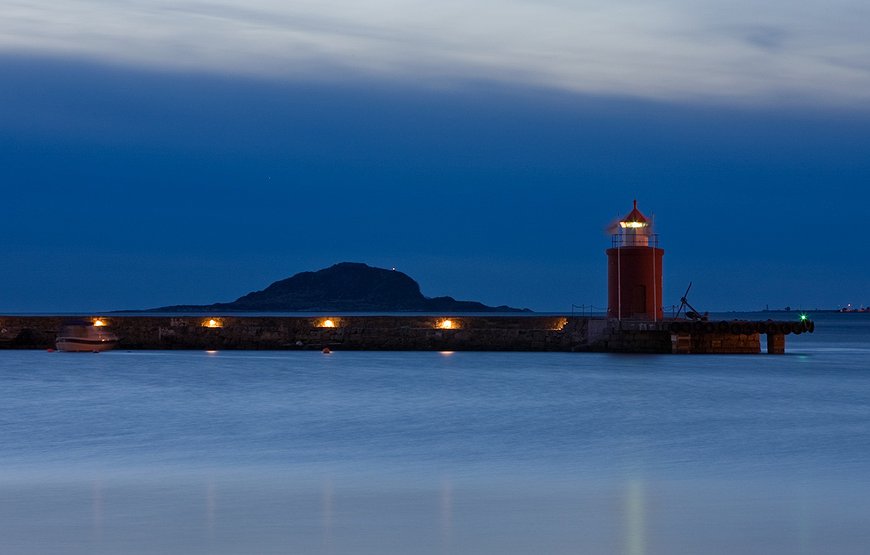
[[624, 479, 646, 555], [0, 474, 868, 554], [440, 477, 453, 551], [796, 487, 810, 555], [322, 478, 334, 554], [92, 480, 103, 543], [206, 480, 217, 538]]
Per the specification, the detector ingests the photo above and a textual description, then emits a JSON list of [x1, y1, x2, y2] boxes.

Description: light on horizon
[[204, 319, 222, 328], [93, 318, 106, 327], [320, 319, 336, 328], [439, 319, 455, 330]]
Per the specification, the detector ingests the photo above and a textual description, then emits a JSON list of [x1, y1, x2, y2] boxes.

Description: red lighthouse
[[607, 200, 664, 321]]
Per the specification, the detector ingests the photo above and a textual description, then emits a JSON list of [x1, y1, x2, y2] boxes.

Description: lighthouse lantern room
[[607, 200, 664, 321]]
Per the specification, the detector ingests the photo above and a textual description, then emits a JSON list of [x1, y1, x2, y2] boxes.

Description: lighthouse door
[[632, 285, 647, 317]]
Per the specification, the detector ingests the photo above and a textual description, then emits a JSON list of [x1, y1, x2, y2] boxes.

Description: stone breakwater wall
[[0, 315, 809, 353], [0, 315, 586, 352]]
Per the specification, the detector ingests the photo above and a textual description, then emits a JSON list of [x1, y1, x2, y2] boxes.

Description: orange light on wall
[[319, 319, 337, 328], [553, 318, 568, 331], [438, 319, 456, 330], [203, 318, 223, 328], [93, 318, 107, 327]]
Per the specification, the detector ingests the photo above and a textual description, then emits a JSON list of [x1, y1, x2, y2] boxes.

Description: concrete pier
[[0, 315, 812, 354], [767, 333, 786, 354]]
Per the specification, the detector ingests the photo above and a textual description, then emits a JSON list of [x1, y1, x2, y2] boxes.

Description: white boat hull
[[55, 322, 119, 352], [56, 337, 118, 352]]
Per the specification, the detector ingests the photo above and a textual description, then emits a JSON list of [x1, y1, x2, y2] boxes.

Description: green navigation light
[[799, 313, 808, 321]]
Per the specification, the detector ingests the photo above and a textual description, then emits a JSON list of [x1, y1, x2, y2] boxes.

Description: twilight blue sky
[[1, 1, 869, 312]]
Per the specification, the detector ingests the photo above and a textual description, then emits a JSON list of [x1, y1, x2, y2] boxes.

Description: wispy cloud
[[2, 0, 870, 106]]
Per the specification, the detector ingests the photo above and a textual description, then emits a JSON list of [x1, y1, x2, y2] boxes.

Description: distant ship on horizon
[[839, 304, 870, 313]]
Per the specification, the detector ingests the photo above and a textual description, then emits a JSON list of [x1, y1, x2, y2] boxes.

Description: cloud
[[2, 0, 870, 106]]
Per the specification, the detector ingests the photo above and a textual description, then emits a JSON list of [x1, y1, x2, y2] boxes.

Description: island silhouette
[[149, 262, 529, 313]]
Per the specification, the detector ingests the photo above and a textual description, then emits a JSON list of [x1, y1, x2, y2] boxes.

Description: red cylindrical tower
[[606, 200, 664, 321]]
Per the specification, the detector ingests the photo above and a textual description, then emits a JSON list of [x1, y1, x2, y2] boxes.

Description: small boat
[[56, 320, 119, 352]]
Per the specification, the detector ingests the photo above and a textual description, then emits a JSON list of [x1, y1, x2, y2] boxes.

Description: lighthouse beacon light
[[616, 199, 653, 246]]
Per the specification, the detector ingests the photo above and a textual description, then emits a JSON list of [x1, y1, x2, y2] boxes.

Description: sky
[[1, 0, 869, 312]]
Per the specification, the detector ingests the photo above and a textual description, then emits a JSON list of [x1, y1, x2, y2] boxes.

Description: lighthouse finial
[[633, 199, 637, 209]]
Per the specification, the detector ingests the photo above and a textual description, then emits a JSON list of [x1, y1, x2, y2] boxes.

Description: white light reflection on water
[[625, 479, 646, 555], [322, 478, 334, 554], [92, 479, 103, 543], [440, 477, 453, 551], [205, 480, 217, 539]]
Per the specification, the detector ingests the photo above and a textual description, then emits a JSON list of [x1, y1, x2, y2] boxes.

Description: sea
[[0, 312, 868, 554]]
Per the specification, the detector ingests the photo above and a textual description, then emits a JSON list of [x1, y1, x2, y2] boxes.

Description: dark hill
[[151, 262, 529, 312]]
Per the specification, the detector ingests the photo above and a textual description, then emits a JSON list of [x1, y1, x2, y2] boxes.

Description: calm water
[[1, 313, 868, 554]]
